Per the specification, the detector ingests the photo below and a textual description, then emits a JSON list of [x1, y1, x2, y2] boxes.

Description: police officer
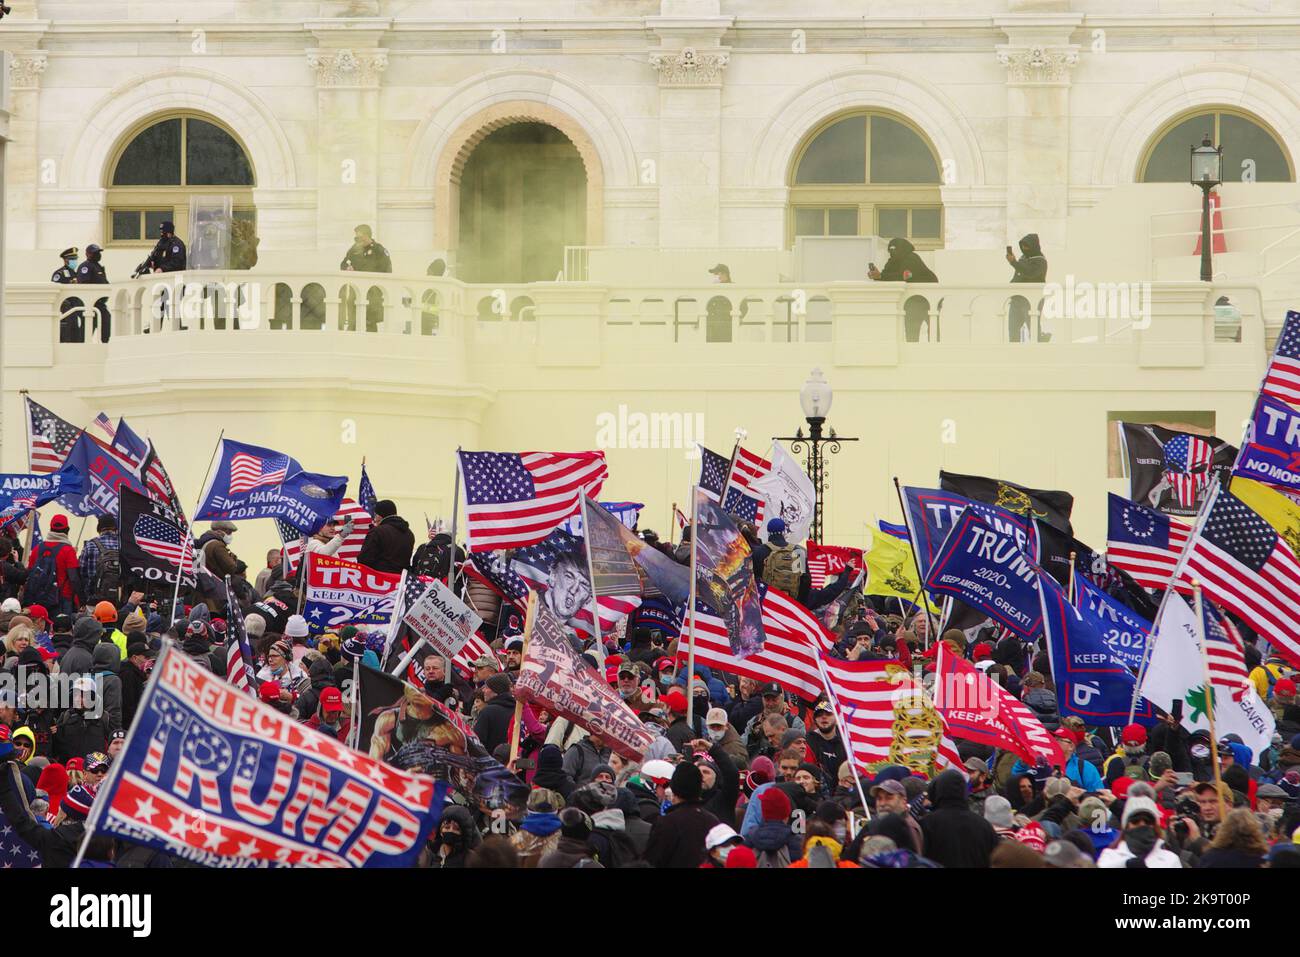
[[76, 243, 111, 343], [339, 224, 391, 332], [52, 247, 85, 343], [145, 220, 187, 273]]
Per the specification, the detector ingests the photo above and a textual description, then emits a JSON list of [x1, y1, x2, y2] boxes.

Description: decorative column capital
[[995, 44, 1078, 84], [306, 47, 388, 88], [9, 51, 47, 90], [649, 46, 729, 87]]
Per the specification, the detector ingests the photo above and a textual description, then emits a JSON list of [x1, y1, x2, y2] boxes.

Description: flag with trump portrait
[[92, 645, 446, 868]]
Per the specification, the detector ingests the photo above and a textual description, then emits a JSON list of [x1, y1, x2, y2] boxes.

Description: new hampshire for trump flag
[[95, 645, 444, 868], [197, 438, 346, 536]]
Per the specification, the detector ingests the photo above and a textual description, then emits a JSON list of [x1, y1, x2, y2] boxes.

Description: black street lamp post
[[772, 368, 858, 544], [1190, 134, 1223, 283]]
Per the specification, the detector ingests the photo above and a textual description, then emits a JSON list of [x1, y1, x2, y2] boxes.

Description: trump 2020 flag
[[901, 485, 1036, 577], [1073, 575, 1150, 673], [1235, 392, 1300, 494], [197, 439, 346, 536], [304, 552, 403, 633], [749, 442, 815, 542], [93, 645, 444, 868], [1039, 574, 1156, 726], [458, 450, 607, 553], [57, 431, 150, 517], [923, 509, 1043, 639], [1139, 592, 1275, 760], [933, 643, 1064, 768]]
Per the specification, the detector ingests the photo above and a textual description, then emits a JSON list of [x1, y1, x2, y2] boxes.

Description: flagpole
[[1128, 477, 1221, 722], [1192, 579, 1230, 826], [448, 450, 462, 593], [579, 495, 606, 668], [1067, 550, 1077, 604], [813, 654, 872, 821], [70, 641, 172, 868], [671, 501, 677, 548], [19, 392, 37, 560], [171, 430, 225, 625], [347, 656, 361, 750], [381, 569, 409, 668], [509, 590, 539, 766], [717, 431, 744, 511], [391, 635, 428, 683], [891, 477, 940, 642], [685, 485, 700, 730]]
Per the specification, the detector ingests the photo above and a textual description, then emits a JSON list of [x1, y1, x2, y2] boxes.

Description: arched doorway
[[456, 122, 587, 283]]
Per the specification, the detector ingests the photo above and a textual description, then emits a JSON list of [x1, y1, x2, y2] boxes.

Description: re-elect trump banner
[[1235, 392, 1300, 492], [304, 553, 403, 633], [923, 510, 1042, 639], [94, 646, 444, 868]]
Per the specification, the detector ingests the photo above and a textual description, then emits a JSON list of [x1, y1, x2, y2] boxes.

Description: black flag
[[118, 485, 196, 589], [1116, 422, 1235, 518], [939, 470, 1074, 535]]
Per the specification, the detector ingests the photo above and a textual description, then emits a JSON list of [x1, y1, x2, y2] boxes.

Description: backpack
[[24, 542, 64, 608], [92, 538, 122, 602], [763, 544, 804, 597], [755, 844, 791, 868], [413, 540, 451, 580]]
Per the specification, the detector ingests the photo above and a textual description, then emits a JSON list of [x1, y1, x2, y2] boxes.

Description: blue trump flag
[[93, 645, 446, 868], [196, 438, 346, 535], [57, 432, 148, 517], [1039, 574, 1156, 726], [1235, 391, 1300, 492], [1073, 575, 1151, 673], [0, 464, 82, 519], [112, 417, 150, 461], [923, 509, 1043, 639], [902, 485, 1037, 576]]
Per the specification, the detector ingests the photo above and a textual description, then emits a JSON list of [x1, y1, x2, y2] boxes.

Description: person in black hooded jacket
[[919, 768, 998, 868], [293, 655, 337, 721], [1006, 233, 1048, 341], [868, 237, 939, 342], [357, 500, 415, 574]]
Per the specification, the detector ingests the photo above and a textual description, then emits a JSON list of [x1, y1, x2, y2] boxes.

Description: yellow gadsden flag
[[1230, 477, 1300, 557], [864, 528, 938, 612]]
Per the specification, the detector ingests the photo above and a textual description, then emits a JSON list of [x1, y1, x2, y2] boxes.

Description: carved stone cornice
[[649, 46, 729, 87], [306, 47, 388, 88], [995, 44, 1079, 85]]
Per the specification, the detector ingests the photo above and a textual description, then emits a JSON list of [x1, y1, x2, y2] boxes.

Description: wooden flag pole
[[685, 485, 700, 729], [891, 476, 940, 644], [814, 654, 872, 821], [171, 429, 225, 625], [671, 501, 678, 548], [1192, 579, 1230, 826], [1067, 550, 1077, 604], [509, 591, 539, 766]]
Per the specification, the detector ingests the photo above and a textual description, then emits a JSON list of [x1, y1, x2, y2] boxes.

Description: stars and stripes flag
[[680, 585, 834, 701], [224, 576, 257, 695], [277, 499, 374, 575], [229, 450, 291, 494], [457, 450, 607, 553], [0, 811, 43, 869], [1106, 493, 1191, 592], [1175, 484, 1300, 670], [1261, 309, 1300, 407], [807, 543, 866, 590], [91, 412, 116, 441], [1162, 433, 1215, 510], [25, 397, 80, 473], [134, 511, 194, 568], [722, 445, 771, 525], [698, 446, 731, 503], [818, 655, 965, 777], [358, 462, 378, 516], [1203, 601, 1251, 700]]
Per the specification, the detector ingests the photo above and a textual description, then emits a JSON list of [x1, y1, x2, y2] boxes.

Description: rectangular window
[[876, 207, 908, 238], [828, 208, 859, 236], [794, 207, 826, 236], [1106, 411, 1217, 478], [110, 209, 173, 243]]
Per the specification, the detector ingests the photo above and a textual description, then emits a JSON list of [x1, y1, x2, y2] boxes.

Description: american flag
[[278, 499, 373, 574], [1162, 433, 1214, 509], [1261, 310, 1300, 406], [229, 451, 290, 494], [25, 397, 80, 473], [1106, 493, 1191, 591], [0, 815, 43, 869], [358, 462, 377, 516], [1177, 487, 1300, 671], [723, 446, 772, 525], [224, 577, 257, 695], [698, 446, 731, 502], [91, 412, 116, 441], [819, 655, 964, 777], [457, 450, 607, 553], [133, 511, 194, 568], [681, 585, 834, 700], [1203, 601, 1251, 701]]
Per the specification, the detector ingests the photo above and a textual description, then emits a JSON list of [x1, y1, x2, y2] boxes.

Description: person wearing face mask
[[703, 707, 747, 765], [195, 521, 239, 613], [425, 804, 480, 868], [303, 687, 349, 741], [75, 243, 111, 342], [52, 246, 86, 343], [1097, 796, 1183, 868]]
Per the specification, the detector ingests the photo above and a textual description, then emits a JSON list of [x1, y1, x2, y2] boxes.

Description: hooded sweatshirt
[[919, 769, 999, 868], [877, 237, 938, 283], [92, 642, 124, 731], [1009, 233, 1048, 283]]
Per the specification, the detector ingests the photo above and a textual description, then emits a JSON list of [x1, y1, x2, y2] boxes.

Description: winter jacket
[[1022, 687, 1059, 731], [51, 708, 111, 764], [1196, 847, 1264, 869], [474, 693, 517, 755], [919, 769, 999, 868], [91, 642, 124, 731], [699, 744, 741, 825], [539, 835, 602, 869], [747, 819, 801, 866], [589, 809, 640, 867], [643, 800, 719, 869], [120, 659, 149, 729], [562, 736, 609, 786], [1009, 233, 1048, 283], [293, 656, 337, 721], [807, 728, 848, 778], [1097, 838, 1183, 868], [357, 515, 415, 574], [876, 237, 937, 282]]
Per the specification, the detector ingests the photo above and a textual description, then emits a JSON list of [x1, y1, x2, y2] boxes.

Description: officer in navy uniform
[[143, 220, 187, 330], [340, 224, 391, 332], [52, 247, 85, 343], [76, 243, 111, 343]]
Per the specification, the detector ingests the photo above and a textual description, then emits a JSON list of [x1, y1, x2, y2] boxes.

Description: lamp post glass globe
[[800, 368, 832, 420]]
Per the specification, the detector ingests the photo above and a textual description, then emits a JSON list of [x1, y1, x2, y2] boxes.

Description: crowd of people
[[2, 497, 1299, 870]]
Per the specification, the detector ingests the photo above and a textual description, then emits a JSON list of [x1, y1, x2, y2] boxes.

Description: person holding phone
[[1006, 233, 1048, 341]]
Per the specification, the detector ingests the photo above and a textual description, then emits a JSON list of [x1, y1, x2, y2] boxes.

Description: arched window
[[106, 114, 256, 247], [1140, 109, 1293, 183], [788, 111, 944, 248]]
